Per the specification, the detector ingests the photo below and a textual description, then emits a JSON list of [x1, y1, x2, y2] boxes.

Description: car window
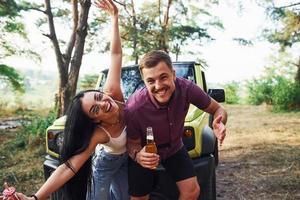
[[174, 63, 195, 83], [121, 67, 143, 100], [99, 63, 195, 100]]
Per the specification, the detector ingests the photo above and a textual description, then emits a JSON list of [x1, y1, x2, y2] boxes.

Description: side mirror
[[208, 89, 225, 103]]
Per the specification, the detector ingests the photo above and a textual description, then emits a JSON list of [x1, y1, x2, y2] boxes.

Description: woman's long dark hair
[[60, 89, 100, 200]]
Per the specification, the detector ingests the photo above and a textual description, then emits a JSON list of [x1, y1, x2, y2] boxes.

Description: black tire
[[200, 165, 216, 200], [214, 140, 219, 166], [209, 114, 219, 166]]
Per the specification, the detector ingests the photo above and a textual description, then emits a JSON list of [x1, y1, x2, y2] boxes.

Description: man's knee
[[182, 183, 200, 199], [177, 177, 200, 200], [191, 183, 200, 199]]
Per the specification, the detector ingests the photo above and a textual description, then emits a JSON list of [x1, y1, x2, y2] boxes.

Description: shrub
[[272, 78, 300, 111], [79, 74, 98, 90], [246, 76, 300, 111], [223, 82, 240, 104], [13, 109, 57, 149], [246, 78, 273, 105]]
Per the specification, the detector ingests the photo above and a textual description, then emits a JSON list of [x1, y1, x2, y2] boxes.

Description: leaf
[[0, 64, 25, 93]]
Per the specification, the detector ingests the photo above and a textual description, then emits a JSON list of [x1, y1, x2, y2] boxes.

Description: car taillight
[[47, 130, 63, 155], [184, 129, 193, 137], [48, 131, 56, 140], [182, 127, 195, 151]]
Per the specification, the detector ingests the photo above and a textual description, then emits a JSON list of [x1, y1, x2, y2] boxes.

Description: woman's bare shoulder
[[92, 126, 110, 144]]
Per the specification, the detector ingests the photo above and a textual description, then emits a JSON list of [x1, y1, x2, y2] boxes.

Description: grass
[[217, 104, 300, 200], [0, 108, 52, 196], [0, 104, 299, 199], [0, 128, 45, 194]]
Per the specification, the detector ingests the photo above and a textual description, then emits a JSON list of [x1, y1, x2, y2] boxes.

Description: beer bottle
[[145, 127, 157, 154]]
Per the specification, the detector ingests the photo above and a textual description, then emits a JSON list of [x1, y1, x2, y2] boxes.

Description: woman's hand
[[93, 0, 118, 16]]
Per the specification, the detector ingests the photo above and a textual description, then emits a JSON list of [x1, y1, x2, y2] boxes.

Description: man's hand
[[136, 146, 160, 169], [212, 115, 226, 145]]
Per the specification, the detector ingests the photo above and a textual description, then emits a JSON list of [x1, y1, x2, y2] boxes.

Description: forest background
[[0, 0, 299, 199]]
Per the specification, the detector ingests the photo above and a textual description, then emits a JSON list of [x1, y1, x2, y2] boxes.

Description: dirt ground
[[0, 105, 300, 199], [216, 105, 300, 200]]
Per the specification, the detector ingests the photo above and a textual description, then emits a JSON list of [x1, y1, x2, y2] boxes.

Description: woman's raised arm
[[94, 0, 123, 101]]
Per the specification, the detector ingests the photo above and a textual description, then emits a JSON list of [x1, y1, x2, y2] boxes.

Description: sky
[[4, 0, 298, 84], [200, 1, 272, 83]]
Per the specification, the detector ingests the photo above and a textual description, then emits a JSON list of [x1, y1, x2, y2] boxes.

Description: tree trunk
[[296, 56, 300, 83], [158, 0, 172, 52], [162, 0, 172, 52], [61, 0, 90, 116], [130, 0, 139, 64], [45, 0, 91, 117]]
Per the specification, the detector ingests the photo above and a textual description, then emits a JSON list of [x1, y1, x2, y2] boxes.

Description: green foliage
[[0, 64, 25, 93], [260, 1, 300, 82], [246, 75, 300, 111], [13, 109, 57, 149], [0, 0, 19, 17], [0, 0, 41, 62], [233, 38, 253, 46], [246, 50, 300, 111], [246, 78, 273, 105], [79, 74, 98, 90], [223, 82, 240, 104], [0, 0, 26, 36], [272, 78, 300, 111], [24, 110, 57, 137], [3, 20, 26, 37], [118, 0, 221, 62], [53, 8, 71, 17]]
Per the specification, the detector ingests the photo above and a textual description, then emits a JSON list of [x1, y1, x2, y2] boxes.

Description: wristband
[[30, 194, 38, 200]]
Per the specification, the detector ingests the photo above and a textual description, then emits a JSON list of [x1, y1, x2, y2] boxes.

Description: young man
[[125, 50, 227, 200]]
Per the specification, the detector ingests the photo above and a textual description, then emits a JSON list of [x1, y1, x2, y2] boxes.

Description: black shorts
[[128, 146, 196, 197]]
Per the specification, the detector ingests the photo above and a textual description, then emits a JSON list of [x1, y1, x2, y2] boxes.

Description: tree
[[29, 0, 91, 117], [4, 0, 220, 116], [261, 1, 300, 82], [0, 0, 30, 93], [119, 0, 221, 63]]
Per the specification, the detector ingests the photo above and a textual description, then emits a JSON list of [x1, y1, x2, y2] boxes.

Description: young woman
[[16, 0, 129, 199]]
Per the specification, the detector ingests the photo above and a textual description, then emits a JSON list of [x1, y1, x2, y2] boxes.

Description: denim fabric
[[87, 147, 129, 200]]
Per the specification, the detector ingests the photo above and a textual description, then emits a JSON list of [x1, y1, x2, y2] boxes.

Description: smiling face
[[142, 61, 176, 105], [81, 91, 119, 123]]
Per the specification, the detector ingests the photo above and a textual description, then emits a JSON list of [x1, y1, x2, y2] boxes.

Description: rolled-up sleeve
[[187, 82, 211, 110]]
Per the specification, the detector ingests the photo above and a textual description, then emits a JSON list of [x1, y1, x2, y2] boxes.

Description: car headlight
[[182, 126, 195, 151], [47, 130, 63, 156]]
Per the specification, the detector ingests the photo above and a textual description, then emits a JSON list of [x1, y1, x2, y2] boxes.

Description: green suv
[[44, 61, 225, 200]]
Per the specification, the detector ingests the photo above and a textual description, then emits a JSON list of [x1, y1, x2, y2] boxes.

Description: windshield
[[98, 63, 195, 100]]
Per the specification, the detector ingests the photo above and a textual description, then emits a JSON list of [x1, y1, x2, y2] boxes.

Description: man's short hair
[[139, 50, 173, 76]]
